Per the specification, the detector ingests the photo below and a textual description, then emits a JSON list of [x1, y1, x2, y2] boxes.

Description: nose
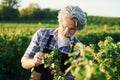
[[64, 27, 71, 37], [64, 27, 69, 34]]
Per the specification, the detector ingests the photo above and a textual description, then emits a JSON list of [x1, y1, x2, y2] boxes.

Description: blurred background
[[0, 0, 120, 80]]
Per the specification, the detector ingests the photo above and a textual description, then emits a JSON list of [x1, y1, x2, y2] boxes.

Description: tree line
[[0, 1, 59, 20]]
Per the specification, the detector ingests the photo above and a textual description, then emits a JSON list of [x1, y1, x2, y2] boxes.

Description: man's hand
[[33, 52, 44, 67]]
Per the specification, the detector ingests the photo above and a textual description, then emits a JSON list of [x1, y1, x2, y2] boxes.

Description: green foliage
[[0, 34, 31, 80], [44, 50, 65, 80], [93, 36, 120, 80], [0, 22, 120, 79], [87, 16, 120, 26], [77, 25, 120, 45], [19, 3, 40, 20], [19, 3, 59, 20], [0, 6, 19, 20], [0, 0, 20, 20], [0, 0, 20, 9], [67, 36, 120, 80]]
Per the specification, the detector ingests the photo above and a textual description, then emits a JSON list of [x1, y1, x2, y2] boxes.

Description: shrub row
[[0, 31, 120, 79], [0, 34, 31, 80]]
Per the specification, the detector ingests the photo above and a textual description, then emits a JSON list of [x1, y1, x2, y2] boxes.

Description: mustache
[[66, 34, 72, 38]]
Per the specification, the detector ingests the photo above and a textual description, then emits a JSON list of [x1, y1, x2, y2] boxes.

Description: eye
[[69, 28, 76, 30]]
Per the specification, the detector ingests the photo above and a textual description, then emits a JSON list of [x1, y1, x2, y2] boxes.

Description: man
[[21, 5, 87, 80]]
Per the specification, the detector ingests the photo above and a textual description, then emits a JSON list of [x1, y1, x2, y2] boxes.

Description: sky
[[20, 0, 120, 17]]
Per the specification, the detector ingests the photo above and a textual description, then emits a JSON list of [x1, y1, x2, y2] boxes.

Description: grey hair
[[58, 5, 87, 30]]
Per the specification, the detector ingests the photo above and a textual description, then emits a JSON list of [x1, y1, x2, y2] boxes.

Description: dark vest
[[33, 35, 73, 80]]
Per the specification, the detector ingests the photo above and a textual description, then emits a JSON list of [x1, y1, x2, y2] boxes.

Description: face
[[58, 17, 77, 41]]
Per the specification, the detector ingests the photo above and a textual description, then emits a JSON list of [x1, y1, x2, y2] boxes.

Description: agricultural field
[[0, 21, 120, 80]]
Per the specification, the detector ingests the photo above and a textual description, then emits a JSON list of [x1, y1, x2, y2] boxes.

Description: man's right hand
[[33, 52, 44, 67]]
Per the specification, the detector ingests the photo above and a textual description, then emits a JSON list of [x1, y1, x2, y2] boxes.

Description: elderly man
[[21, 5, 87, 80]]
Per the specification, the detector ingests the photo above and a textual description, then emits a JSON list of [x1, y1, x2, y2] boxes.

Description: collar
[[52, 28, 76, 48]]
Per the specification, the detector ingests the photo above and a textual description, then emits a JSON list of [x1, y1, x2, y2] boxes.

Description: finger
[[33, 59, 42, 66]]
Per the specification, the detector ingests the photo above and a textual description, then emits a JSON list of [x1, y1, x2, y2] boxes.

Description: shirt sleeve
[[22, 29, 42, 58]]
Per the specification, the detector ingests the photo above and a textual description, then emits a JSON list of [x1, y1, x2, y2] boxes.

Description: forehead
[[61, 17, 76, 27]]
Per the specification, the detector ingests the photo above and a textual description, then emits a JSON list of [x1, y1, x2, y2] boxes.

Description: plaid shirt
[[23, 28, 80, 58]]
